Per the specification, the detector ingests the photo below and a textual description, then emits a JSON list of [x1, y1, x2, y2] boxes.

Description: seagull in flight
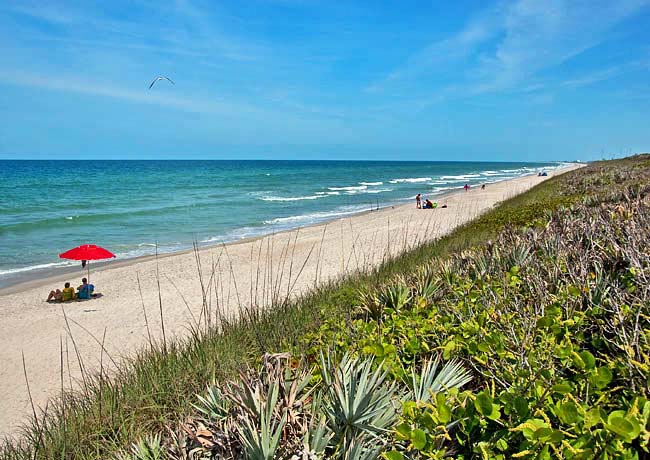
[[148, 76, 175, 89]]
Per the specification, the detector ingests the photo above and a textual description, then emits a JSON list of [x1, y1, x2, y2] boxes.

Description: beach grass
[[2, 155, 649, 459]]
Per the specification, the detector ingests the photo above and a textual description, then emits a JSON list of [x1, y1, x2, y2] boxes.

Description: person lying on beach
[[47, 282, 75, 302], [77, 277, 95, 300]]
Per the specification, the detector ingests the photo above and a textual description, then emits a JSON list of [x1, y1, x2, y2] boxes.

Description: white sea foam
[[365, 188, 393, 194], [431, 186, 455, 193], [328, 185, 368, 191], [440, 174, 481, 180], [264, 207, 367, 226], [389, 177, 432, 184], [359, 181, 383, 186], [261, 195, 325, 202], [200, 227, 261, 244], [0, 260, 76, 276]]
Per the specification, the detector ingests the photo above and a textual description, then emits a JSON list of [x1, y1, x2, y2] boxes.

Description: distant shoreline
[[0, 166, 576, 294], [0, 183, 464, 294]]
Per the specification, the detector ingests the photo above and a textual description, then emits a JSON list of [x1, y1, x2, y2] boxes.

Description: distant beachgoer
[[416, 193, 422, 209], [481, 184, 486, 190], [464, 183, 470, 192], [424, 199, 434, 209], [48, 282, 75, 302]]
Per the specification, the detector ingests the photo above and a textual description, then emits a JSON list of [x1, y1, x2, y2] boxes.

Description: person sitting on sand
[[416, 193, 422, 209], [77, 277, 95, 300], [481, 184, 486, 190], [424, 199, 434, 209], [47, 287, 62, 302], [47, 282, 75, 302]]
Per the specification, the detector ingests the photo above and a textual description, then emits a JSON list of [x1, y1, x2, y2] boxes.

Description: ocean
[[0, 160, 567, 287]]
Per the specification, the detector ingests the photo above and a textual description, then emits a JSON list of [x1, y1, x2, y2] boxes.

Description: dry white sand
[[0, 166, 581, 437]]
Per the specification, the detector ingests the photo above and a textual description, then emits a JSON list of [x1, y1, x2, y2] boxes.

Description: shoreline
[[0, 183, 468, 294], [0, 165, 582, 437], [0, 168, 571, 295]]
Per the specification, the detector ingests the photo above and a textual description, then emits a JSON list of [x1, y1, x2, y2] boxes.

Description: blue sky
[[0, 0, 648, 161]]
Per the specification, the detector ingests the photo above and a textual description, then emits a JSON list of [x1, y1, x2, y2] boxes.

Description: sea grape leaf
[[590, 366, 613, 389], [513, 396, 529, 418], [579, 350, 596, 370], [384, 451, 404, 460], [410, 429, 427, 449], [558, 401, 580, 425], [475, 392, 494, 417], [552, 382, 573, 394], [605, 412, 640, 442]]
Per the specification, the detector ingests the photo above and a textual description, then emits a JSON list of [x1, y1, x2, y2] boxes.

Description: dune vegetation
[[2, 155, 649, 459]]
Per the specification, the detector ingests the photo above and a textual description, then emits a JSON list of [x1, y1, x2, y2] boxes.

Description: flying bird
[[148, 76, 175, 89]]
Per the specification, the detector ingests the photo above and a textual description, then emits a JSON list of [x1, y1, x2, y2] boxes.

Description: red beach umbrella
[[59, 244, 116, 281]]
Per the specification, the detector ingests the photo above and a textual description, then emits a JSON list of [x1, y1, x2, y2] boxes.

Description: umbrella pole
[[87, 261, 90, 283]]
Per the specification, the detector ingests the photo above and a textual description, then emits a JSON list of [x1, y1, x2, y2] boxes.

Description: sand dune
[[0, 165, 581, 437]]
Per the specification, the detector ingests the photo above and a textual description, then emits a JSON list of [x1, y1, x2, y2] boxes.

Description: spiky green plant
[[408, 358, 472, 404], [236, 382, 286, 460], [377, 284, 411, 312], [193, 385, 229, 421], [300, 413, 332, 459], [414, 264, 441, 300], [358, 289, 382, 321], [320, 353, 399, 450], [506, 242, 530, 268], [116, 435, 166, 460]]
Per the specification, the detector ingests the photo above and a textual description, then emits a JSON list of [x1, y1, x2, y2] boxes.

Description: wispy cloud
[[368, 0, 650, 98], [559, 57, 649, 88], [472, 0, 649, 92], [366, 6, 502, 93]]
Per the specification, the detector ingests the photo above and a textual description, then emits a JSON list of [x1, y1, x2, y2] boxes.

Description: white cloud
[[369, 0, 650, 97]]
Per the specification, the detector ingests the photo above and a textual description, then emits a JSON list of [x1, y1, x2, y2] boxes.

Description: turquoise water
[[0, 160, 565, 285]]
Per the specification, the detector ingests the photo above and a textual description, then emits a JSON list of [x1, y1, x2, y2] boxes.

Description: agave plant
[[116, 434, 167, 460], [300, 411, 333, 460], [506, 241, 531, 268], [377, 283, 411, 312], [414, 264, 442, 300], [358, 288, 383, 321], [438, 260, 456, 287], [193, 385, 229, 422], [320, 353, 400, 451], [236, 381, 287, 460], [472, 252, 491, 278], [407, 357, 472, 404], [340, 440, 381, 460], [129, 351, 472, 460]]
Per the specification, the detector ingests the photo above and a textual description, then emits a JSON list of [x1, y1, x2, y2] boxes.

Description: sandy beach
[[0, 166, 581, 437]]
